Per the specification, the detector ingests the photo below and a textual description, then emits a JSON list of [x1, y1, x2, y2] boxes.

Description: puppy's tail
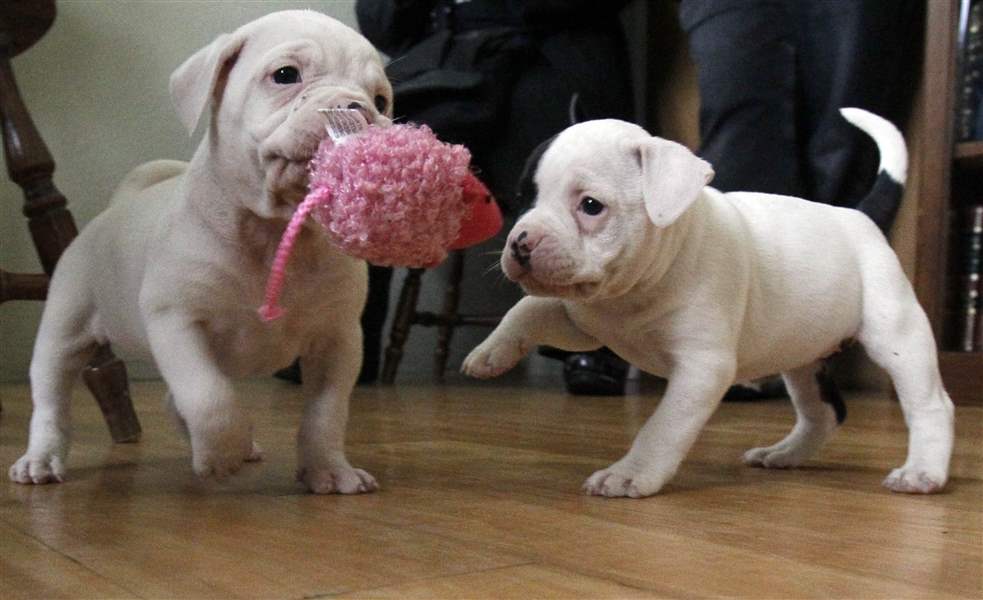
[[111, 160, 187, 205], [840, 107, 907, 233]]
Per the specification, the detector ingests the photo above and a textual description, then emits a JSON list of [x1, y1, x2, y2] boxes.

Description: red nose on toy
[[450, 172, 503, 250], [259, 119, 503, 322]]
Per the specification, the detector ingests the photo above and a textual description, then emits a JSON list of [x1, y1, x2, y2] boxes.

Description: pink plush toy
[[259, 112, 502, 321]]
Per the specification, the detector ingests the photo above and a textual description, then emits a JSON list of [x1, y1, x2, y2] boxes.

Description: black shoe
[[563, 350, 629, 396], [724, 376, 787, 401], [274, 359, 302, 384]]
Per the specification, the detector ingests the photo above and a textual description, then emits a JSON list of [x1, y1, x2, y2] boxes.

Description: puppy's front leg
[[146, 314, 254, 479], [584, 355, 735, 498], [296, 323, 377, 494], [462, 296, 600, 378]]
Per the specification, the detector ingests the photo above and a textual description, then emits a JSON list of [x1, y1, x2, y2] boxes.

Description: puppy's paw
[[461, 337, 525, 379], [189, 418, 256, 480], [297, 466, 378, 495], [883, 466, 947, 494], [743, 445, 807, 469], [582, 464, 664, 498], [9, 452, 66, 485]]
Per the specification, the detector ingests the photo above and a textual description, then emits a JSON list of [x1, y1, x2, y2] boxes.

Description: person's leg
[[792, 0, 922, 209], [680, 0, 801, 196]]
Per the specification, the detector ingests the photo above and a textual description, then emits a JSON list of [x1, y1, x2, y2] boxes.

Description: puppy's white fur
[[10, 11, 392, 493], [464, 113, 954, 498]]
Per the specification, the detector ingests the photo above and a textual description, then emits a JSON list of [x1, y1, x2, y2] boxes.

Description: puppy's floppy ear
[[169, 32, 246, 135], [637, 137, 714, 227]]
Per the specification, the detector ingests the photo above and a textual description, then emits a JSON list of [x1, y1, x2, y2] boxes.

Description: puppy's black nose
[[510, 230, 533, 269]]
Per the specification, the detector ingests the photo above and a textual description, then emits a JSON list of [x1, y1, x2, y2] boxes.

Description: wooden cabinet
[[913, 0, 983, 405]]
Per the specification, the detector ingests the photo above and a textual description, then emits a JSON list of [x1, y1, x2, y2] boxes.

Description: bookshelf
[[912, 0, 983, 405], [954, 140, 983, 168]]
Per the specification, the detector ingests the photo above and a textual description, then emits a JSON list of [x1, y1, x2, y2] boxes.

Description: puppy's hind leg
[[9, 303, 98, 484], [743, 361, 842, 469], [857, 254, 954, 493]]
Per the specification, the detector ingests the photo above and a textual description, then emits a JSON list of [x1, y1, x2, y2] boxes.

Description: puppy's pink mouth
[[264, 153, 318, 207], [278, 153, 314, 164], [261, 130, 325, 176], [269, 154, 314, 178], [266, 148, 317, 169]]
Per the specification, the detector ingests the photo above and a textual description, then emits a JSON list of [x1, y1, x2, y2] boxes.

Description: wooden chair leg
[[434, 250, 466, 381], [381, 268, 424, 384], [2, 22, 141, 442], [1, 37, 77, 275], [82, 344, 141, 443], [0, 269, 48, 302]]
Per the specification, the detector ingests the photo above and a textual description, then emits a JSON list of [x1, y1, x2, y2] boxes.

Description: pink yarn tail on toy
[[258, 193, 321, 322], [258, 122, 503, 322]]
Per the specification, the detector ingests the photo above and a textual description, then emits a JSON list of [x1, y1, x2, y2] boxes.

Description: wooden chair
[[0, 0, 140, 442], [381, 250, 500, 383]]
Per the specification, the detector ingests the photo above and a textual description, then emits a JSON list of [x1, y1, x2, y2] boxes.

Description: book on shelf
[[976, 278, 983, 351], [957, 0, 983, 141], [958, 204, 983, 351]]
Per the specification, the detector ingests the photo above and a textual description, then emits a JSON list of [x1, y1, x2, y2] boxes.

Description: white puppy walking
[[464, 109, 954, 498], [10, 11, 392, 493]]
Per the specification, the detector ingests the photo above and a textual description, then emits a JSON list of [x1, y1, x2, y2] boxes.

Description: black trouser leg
[[790, 0, 922, 208], [680, 0, 801, 196]]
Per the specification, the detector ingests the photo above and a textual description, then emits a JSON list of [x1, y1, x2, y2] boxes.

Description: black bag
[[385, 27, 528, 150]]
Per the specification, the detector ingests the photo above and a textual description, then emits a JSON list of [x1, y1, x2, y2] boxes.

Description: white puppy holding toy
[[463, 109, 954, 498], [10, 11, 390, 493]]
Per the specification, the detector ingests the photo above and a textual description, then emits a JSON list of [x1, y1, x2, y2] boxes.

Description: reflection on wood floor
[[1, 377, 980, 599]]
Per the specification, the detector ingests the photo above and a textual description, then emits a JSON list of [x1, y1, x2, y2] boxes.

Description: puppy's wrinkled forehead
[[237, 10, 380, 77], [532, 120, 651, 198]]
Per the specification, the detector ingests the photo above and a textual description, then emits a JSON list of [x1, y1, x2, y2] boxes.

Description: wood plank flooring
[[1, 377, 980, 599]]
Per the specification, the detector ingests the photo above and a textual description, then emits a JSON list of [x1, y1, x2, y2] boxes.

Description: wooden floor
[[1, 376, 980, 599]]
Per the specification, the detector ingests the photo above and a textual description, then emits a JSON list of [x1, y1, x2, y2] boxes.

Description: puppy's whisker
[[483, 261, 503, 277], [386, 54, 409, 69]]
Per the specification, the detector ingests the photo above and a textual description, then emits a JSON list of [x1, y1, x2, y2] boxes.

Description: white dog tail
[[110, 159, 187, 205], [839, 108, 907, 233]]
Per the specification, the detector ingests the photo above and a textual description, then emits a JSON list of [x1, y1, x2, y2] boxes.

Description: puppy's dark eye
[[272, 66, 301, 85], [374, 94, 388, 113], [579, 196, 605, 216]]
